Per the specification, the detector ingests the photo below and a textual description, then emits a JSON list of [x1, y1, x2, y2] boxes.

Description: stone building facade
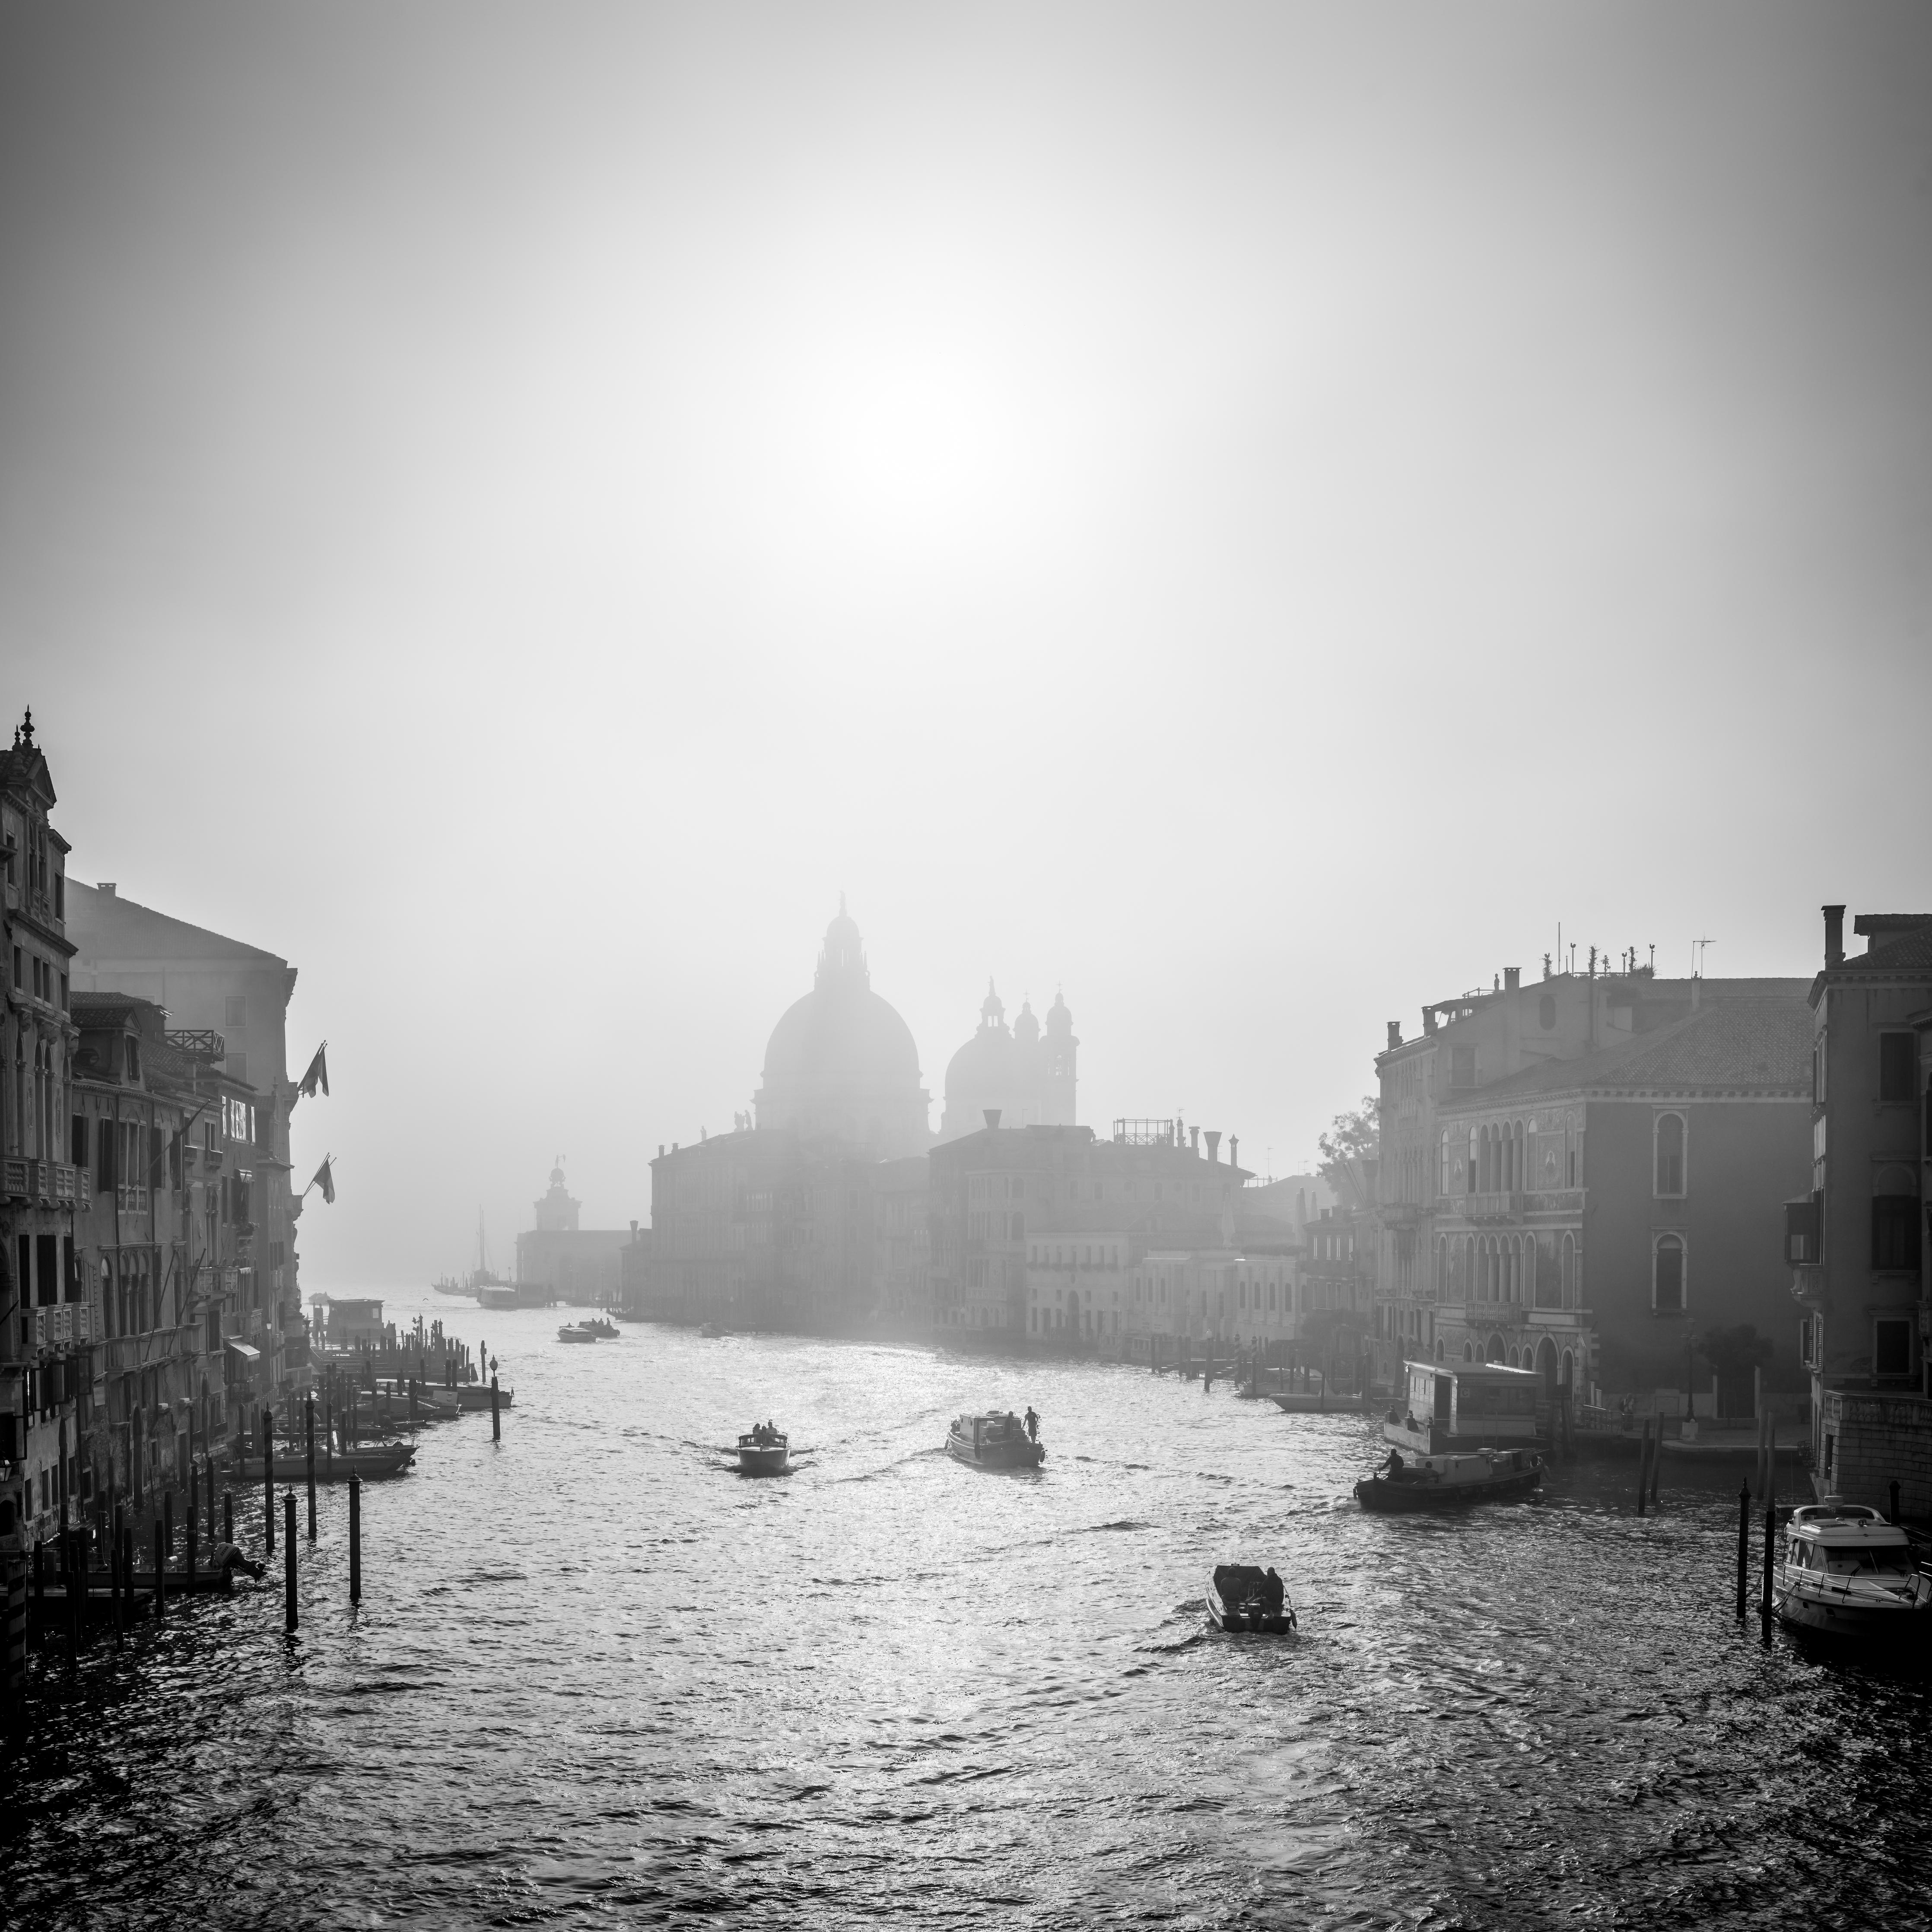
[[927, 1119, 1245, 1338], [1789, 906, 1932, 1511]]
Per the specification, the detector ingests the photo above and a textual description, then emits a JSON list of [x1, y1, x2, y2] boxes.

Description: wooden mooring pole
[[349, 1472, 362, 1606], [491, 1374, 501, 1442], [1636, 1419, 1649, 1517], [306, 1396, 318, 1543], [153, 1517, 165, 1624], [1735, 1482, 1749, 1617], [261, 1408, 274, 1554], [222, 1488, 233, 1546], [1760, 1500, 1776, 1628], [283, 1492, 297, 1634]]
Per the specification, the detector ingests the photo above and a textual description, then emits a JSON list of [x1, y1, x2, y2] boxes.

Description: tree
[[1317, 1097, 1380, 1187]]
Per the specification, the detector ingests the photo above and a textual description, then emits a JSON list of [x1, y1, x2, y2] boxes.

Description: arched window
[[1462, 1340, 1475, 1361], [1654, 1233, 1685, 1313], [1655, 1114, 1686, 1196], [1467, 1126, 1479, 1195]]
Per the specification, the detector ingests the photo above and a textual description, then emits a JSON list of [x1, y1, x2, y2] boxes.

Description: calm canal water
[[13, 1292, 1932, 1930]]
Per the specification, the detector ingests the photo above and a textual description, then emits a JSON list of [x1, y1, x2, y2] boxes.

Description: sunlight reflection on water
[[16, 1299, 1932, 1930]]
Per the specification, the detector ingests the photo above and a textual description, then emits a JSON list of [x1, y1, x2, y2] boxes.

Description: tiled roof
[[1449, 997, 1813, 1103], [1832, 918, 1932, 976]]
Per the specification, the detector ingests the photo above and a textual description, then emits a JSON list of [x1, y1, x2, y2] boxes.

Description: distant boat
[[737, 1426, 790, 1476], [1205, 1563, 1296, 1634], [947, 1411, 1045, 1469], [577, 1316, 619, 1339], [431, 1274, 470, 1299], [557, 1324, 595, 1345], [474, 1282, 519, 1312], [454, 1384, 512, 1411]]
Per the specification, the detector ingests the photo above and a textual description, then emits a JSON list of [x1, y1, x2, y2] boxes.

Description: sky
[[2, 2, 1928, 1287]]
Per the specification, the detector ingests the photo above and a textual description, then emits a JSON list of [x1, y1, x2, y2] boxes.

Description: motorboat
[[475, 1282, 519, 1312], [1355, 1446, 1542, 1513], [453, 1384, 513, 1411], [1205, 1563, 1296, 1634], [558, 1324, 595, 1345], [1775, 1501, 1932, 1639], [578, 1316, 620, 1339], [313, 1445, 415, 1484], [947, 1411, 1045, 1469], [737, 1425, 790, 1476]]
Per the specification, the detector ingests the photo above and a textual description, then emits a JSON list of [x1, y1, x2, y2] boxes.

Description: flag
[[307, 1156, 336, 1205], [298, 1042, 330, 1099]]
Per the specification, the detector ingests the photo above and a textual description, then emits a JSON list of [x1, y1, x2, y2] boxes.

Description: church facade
[[937, 984, 1076, 1143]]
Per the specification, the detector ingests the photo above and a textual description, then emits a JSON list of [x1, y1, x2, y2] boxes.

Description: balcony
[[105, 1324, 203, 1374], [165, 1028, 227, 1061], [2, 1158, 85, 1206], [29, 1304, 96, 1351]]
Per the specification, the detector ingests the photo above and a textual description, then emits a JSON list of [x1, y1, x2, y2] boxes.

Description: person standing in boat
[[1024, 1406, 1039, 1443], [1263, 1568, 1284, 1617], [1381, 1446, 1405, 1478]]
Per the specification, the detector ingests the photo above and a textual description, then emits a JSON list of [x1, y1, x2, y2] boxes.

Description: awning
[[224, 1341, 261, 1363]]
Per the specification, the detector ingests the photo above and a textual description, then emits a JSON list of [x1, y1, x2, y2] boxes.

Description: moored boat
[[453, 1383, 513, 1411], [557, 1324, 595, 1344], [1775, 1501, 1932, 1639], [313, 1445, 415, 1484], [1355, 1446, 1542, 1512], [947, 1411, 1045, 1469], [1205, 1563, 1296, 1633], [737, 1424, 790, 1475]]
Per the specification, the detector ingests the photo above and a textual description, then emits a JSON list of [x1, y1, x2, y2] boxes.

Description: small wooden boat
[[1205, 1563, 1296, 1633], [1775, 1502, 1932, 1639], [947, 1411, 1045, 1469], [1355, 1446, 1542, 1512], [280, 1442, 417, 1481], [453, 1384, 513, 1412], [558, 1324, 595, 1344], [737, 1427, 790, 1475]]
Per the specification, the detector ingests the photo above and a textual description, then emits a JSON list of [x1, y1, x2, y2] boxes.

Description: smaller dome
[[1014, 999, 1039, 1045]]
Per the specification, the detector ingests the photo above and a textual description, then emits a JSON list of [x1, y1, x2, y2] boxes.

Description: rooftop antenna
[[1693, 937, 1714, 976], [1648, 944, 1655, 972]]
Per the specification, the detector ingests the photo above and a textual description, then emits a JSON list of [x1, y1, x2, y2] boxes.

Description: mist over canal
[[16, 1301, 1932, 1930]]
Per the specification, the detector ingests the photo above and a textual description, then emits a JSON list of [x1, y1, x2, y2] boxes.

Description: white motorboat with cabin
[[1774, 1501, 1932, 1640]]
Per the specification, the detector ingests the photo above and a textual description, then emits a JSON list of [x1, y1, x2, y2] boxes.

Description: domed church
[[753, 901, 932, 1159], [937, 982, 1077, 1143]]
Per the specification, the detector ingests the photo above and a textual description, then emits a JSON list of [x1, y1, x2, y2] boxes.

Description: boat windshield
[[1819, 1548, 1909, 1575]]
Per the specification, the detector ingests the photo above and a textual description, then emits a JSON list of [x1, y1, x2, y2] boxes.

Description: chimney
[[1690, 978, 1701, 1011], [629, 1219, 638, 1238], [1386, 1020, 1401, 1050], [1206, 1131, 1222, 1162], [1228, 1134, 1239, 1170], [1189, 1125, 1200, 1154], [99, 882, 116, 896], [657, 1144, 664, 1158], [1823, 904, 1845, 968], [1503, 967, 1520, 992], [983, 1108, 1002, 1131], [1421, 1007, 1437, 1036]]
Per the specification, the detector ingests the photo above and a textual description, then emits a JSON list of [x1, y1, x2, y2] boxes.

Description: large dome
[[754, 903, 930, 1158]]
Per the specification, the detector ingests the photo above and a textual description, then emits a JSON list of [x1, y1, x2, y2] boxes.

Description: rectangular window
[[225, 995, 248, 1028], [1874, 1317, 1912, 1378], [59, 972, 67, 1010], [96, 1121, 114, 1189], [1784, 1198, 1819, 1265], [54, 874, 63, 918], [70, 1114, 87, 1168], [1872, 1195, 1921, 1272], [10, 946, 19, 989], [1878, 1033, 1915, 1104]]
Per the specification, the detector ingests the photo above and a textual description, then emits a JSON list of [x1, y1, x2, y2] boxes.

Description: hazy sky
[[3, 3, 1928, 1286]]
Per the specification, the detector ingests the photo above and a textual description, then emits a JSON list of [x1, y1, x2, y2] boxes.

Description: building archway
[[1486, 1332, 1506, 1363], [1535, 1335, 1559, 1389]]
